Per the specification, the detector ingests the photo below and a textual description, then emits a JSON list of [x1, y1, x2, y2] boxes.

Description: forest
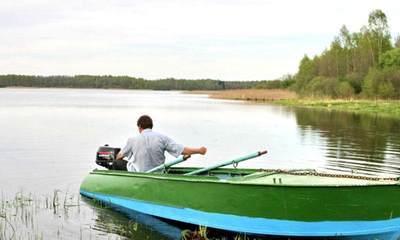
[[293, 9, 400, 99], [0, 75, 261, 91]]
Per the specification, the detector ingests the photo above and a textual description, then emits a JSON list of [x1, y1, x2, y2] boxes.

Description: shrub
[[362, 68, 381, 97], [338, 81, 355, 98], [306, 77, 324, 97], [305, 77, 343, 98], [345, 73, 363, 94], [377, 82, 395, 98]]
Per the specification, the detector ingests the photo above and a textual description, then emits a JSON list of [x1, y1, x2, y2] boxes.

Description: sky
[[0, 0, 399, 81]]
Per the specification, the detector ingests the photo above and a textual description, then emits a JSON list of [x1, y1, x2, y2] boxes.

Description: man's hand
[[116, 151, 124, 160], [183, 146, 207, 155], [199, 146, 207, 155]]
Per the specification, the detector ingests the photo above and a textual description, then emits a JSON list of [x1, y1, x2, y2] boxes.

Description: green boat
[[80, 149, 400, 238]]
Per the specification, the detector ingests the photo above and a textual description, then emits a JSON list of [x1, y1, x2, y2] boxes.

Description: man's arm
[[116, 139, 132, 160], [164, 134, 206, 157], [182, 146, 207, 155]]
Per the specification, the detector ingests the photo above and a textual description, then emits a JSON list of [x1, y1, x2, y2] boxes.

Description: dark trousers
[[112, 159, 128, 171]]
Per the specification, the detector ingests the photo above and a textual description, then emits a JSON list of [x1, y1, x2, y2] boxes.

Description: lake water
[[0, 88, 399, 239]]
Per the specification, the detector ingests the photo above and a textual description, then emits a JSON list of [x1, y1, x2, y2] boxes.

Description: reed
[[0, 190, 85, 239], [181, 226, 209, 240], [181, 226, 261, 240], [189, 89, 297, 101]]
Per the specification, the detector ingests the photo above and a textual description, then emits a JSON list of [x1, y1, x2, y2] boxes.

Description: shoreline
[[187, 89, 400, 119], [275, 98, 400, 118]]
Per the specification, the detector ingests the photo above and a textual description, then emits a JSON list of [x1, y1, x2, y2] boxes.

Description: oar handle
[[259, 150, 268, 155]]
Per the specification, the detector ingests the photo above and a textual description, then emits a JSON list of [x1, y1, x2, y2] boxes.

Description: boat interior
[[167, 167, 399, 186], [96, 167, 399, 186]]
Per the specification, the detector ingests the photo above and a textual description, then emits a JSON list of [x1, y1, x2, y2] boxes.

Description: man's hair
[[137, 115, 153, 129]]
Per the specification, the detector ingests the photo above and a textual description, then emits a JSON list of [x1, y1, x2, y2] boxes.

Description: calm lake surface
[[1, 88, 400, 239]]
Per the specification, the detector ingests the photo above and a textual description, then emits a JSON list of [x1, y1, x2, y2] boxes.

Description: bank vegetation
[[291, 9, 400, 99]]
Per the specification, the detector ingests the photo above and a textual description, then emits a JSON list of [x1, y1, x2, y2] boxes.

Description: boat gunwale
[[88, 168, 400, 188]]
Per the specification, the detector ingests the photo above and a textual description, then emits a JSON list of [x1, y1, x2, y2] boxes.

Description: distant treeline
[[0, 75, 287, 91], [292, 9, 400, 99]]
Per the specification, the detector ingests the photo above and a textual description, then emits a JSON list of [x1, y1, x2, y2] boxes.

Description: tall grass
[[0, 190, 88, 240], [0, 190, 169, 240], [190, 89, 297, 101]]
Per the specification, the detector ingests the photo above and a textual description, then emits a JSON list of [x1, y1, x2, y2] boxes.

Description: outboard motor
[[96, 145, 121, 170]]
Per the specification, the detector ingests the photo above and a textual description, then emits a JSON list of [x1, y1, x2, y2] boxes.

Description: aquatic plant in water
[[0, 190, 127, 240]]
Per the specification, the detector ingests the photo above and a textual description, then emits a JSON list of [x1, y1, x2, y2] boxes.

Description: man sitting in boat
[[113, 115, 207, 172]]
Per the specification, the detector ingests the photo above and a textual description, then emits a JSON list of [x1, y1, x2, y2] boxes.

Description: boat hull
[[80, 169, 400, 237]]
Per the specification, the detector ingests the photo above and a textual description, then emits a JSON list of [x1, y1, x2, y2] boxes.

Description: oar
[[184, 150, 268, 176], [146, 155, 191, 173]]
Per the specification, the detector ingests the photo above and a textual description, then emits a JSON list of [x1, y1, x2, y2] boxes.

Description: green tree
[[317, 38, 346, 79], [379, 48, 400, 69], [395, 36, 400, 48], [382, 67, 400, 98], [295, 55, 317, 93], [339, 25, 354, 74], [366, 9, 392, 65]]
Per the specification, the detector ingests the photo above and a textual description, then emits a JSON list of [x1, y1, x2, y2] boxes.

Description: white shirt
[[121, 129, 184, 172]]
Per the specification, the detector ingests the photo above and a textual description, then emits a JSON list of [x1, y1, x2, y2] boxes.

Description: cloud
[[0, 0, 399, 80]]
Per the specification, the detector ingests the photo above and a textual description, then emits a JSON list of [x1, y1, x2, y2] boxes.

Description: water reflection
[[294, 108, 400, 176], [82, 197, 181, 240]]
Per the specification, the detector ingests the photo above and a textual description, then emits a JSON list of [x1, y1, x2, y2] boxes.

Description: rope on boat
[[260, 169, 399, 181]]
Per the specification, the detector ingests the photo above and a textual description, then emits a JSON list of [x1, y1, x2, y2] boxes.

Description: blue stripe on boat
[[80, 190, 400, 237]]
